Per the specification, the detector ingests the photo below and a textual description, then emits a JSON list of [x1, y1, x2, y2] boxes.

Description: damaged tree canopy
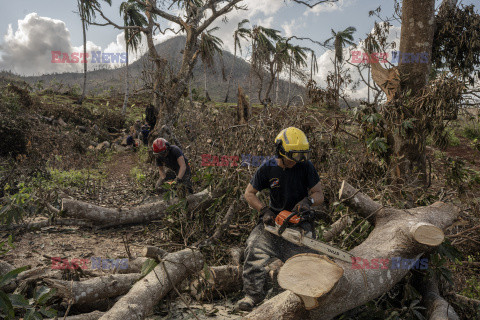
[[247, 181, 459, 320]]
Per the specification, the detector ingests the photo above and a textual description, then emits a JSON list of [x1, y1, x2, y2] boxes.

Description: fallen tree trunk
[[45, 273, 140, 305], [423, 277, 459, 320], [99, 248, 203, 319], [61, 189, 212, 227], [247, 181, 460, 319]]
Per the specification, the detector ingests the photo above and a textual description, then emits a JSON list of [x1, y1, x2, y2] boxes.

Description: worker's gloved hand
[[175, 177, 184, 184], [294, 197, 312, 212], [155, 178, 165, 189], [261, 206, 276, 226]]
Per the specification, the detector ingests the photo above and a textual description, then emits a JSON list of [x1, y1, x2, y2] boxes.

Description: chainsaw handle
[[278, 211, 300, 235]]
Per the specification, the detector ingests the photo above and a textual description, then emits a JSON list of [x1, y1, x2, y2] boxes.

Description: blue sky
[[0, 0, 477, 99]]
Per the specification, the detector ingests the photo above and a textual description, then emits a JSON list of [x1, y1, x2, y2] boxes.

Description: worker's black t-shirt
[[250, 158, 320, 212], [156, 145, 191, 175]]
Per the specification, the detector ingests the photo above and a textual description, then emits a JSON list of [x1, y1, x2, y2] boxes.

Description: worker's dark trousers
[[242, 223, 316, 301]]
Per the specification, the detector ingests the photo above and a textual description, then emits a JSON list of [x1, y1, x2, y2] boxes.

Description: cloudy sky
[[0, 0, 476, 100]]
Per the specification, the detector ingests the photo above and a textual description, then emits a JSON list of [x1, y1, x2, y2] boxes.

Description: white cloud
[[0, 13, 80, 75], [282, 19, 297, 38]]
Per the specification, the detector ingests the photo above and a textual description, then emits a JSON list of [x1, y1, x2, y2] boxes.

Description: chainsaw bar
[[264, 225, 353, 263]]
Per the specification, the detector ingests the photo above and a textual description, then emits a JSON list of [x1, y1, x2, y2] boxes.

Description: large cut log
[[99, 248, 203, 319], [45, 273, 140, 305], [61, 189, 212, 227], [277, 254, 344, 309], [247, 181, 460, 320]]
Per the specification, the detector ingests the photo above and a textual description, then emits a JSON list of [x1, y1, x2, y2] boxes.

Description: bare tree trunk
[[275, 68, 280, 105], [122, 46, 129, 115], [99, 248, 203, 320], [225, 44, 237, 103], [77, 0, 87, 105], [246, 181, 459, 319], [392, 0, 436, 182], [287, 57, 292, 106]]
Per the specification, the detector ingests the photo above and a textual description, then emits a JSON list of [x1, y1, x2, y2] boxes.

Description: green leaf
[[140, 259, 158, 277], [7, 294, 30, 308], [39, 306, 57, 317], [0, 291, 15, 319], [0, 266, 29, 287], [35, 286, 56, 305], [203, 262, 211, 281]]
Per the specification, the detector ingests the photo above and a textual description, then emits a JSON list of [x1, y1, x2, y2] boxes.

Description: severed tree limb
[[142, 246, 168, 260], [422, 277, 460, 320], [99, 248, 203, 319], [45, 274, 141, 305], [247, 181, 460, 319], [61, 189, 212, 227], [323, 216, 353, 242], [453, 294, 480, 310]]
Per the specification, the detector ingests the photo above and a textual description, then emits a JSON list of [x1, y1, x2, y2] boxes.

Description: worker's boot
[[236, 295, 262, 312]]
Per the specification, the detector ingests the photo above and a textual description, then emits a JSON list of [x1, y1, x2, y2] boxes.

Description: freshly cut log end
[[410, 222, 444, 246], [142, 246, 168, 260], [277, 253, 343, 310]]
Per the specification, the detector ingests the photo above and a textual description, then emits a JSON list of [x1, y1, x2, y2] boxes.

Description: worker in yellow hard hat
[[236, 127, 325, 311]]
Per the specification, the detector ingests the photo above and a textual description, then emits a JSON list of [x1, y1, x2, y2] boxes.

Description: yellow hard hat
[[274, 127, 310, 162]]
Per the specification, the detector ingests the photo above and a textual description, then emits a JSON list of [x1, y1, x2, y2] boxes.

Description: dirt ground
[[1, 149, 249, 319]]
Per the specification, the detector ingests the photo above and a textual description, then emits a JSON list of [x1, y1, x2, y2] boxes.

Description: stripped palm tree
[[286, 44, 308, 106], [76, 0, 112, 105], [120, 0, 146, 114], [199, 27, 224, 102], [224, 19, 250, 103], [324, 26, 356, 108], [250, 25, 282, 105]]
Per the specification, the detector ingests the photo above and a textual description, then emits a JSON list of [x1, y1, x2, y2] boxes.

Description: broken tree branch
[[99, 248, 203, 319], [45, 273, 140, 305]]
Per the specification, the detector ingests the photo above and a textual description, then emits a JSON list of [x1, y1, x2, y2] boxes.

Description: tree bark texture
[[99, 248, 203, 320]]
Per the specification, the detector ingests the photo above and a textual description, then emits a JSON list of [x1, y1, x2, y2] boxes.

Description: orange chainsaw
[[266, 209, 353, 263]]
